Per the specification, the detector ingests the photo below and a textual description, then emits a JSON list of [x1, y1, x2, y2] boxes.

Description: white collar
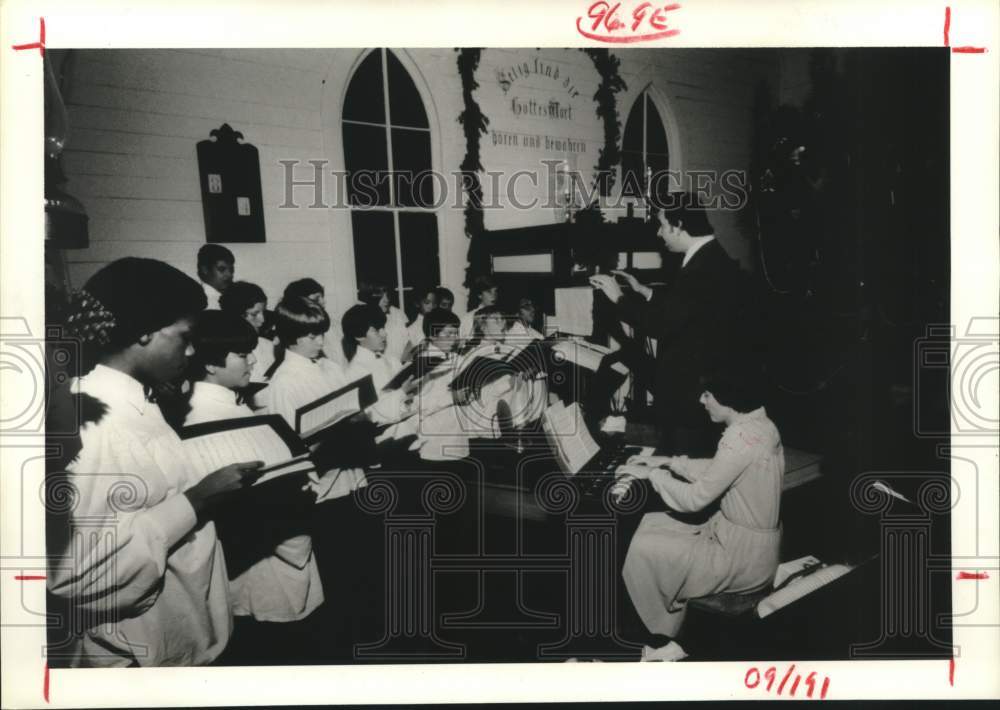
[[191, 381, 239, 406], [351, 346, 383, 367], [424, 341, 453, 359], [284, 349, 320, 368], [682, 235, 715, 268], [202, 281, 222, 298], [77, 364, 150, 414]]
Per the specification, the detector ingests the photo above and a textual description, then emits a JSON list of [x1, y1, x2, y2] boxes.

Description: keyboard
[[572, 442, 644, 498]]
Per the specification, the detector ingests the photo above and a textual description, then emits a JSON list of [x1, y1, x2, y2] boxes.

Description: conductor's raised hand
[[611, 270, 652, 300], [184, 461, 264, 516], [610, 269, 640, 290], [588, 274, 623, 303]]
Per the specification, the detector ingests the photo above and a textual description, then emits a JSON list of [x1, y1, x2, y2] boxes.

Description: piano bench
[[688, 448, 823, 619], [687, 584, 773, 618]]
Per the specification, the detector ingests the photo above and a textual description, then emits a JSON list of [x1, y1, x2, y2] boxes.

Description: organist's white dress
[[623, 407, 783, 637]]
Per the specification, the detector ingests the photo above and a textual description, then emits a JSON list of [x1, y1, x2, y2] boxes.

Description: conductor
[[590, 193, 744, 457]]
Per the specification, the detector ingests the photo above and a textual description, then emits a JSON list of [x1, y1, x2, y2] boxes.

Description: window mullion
[[642, 91, 648, 195], [380, 49, 406, 308]]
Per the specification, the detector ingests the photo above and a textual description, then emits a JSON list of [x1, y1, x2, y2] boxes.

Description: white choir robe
[[623, 408, 783, 637], [258, 350, 367, 496], [202, 281, 222, 310], [506, 320, 545, 342], [344, 346, 408, 424], [458, 306, 482, 341], [184, 382, 324, 623], [408, 340, 547, 459], [249, 337, 276, 383], [48, 365, 231, 667], [258, 350, 347, 429], [406, 314, 426, 352], [383, 305, 410, 362]]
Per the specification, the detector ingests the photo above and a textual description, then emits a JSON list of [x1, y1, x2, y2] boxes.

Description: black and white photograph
[[1, 0, 997, 706]]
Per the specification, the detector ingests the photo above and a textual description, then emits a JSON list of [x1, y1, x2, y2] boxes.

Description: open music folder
[[294, 375, 377, 444], [179, 414, 312, 486]]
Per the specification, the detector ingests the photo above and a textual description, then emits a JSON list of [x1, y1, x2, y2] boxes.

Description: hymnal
[[179, 414, 312, 486]]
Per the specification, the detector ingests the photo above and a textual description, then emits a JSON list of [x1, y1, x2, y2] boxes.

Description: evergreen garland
[[456, 48, 489, 304], [581, 48, 627, 198]]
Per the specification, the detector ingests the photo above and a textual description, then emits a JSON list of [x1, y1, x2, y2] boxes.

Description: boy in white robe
[[186, 311, 325, 642], [259, 296, 366, 496]]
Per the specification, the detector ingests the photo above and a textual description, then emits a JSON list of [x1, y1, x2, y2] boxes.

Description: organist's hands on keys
[[610, 456, 695, 502]]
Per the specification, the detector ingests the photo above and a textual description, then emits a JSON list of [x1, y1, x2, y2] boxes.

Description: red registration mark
[[576, 1, 681, 43]]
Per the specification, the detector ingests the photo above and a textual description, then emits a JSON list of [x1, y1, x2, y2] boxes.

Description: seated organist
[[611, 371, 783, 662]]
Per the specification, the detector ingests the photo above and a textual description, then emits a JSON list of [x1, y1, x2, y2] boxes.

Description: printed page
[[182, 424, 313, 486], [298, 387, 360, 437]]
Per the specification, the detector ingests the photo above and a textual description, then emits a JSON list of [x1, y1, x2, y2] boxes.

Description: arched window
[[620, 90, 669, 200], [342, 49, 439, 313]]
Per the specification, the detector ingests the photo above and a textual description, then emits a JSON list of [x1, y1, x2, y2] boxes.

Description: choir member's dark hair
[[422, 307, 461, 339], [197, 244, 235, 273], [189, 310, 258, 378], [65, 258, 207, 369], [470, 275, 498, 305], [650, 191, 713, 237], [433, 286, 455, 307], [283, 277, 324, 301], [219, 280, 267, 316], [341, 303, 386, 363], [273, 296, 330, 347], [357, 282, 389, 306], [411, 285, 437, 307], [699, 369, 765, 414]]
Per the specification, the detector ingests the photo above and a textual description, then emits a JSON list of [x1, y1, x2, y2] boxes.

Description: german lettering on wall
[[477, 49, 603, 229]]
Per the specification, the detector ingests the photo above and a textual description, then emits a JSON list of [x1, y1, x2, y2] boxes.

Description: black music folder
[[294, 375, 377, 444]]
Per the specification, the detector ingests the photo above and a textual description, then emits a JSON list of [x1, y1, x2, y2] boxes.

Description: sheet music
[[298, 388, 360, 437], [182, 424, 313, 486], [554, 287, 594, 336], [543, 401, 600, 474], [757, 564, 854, 619]]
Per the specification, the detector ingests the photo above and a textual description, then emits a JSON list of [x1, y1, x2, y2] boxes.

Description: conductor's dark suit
[[616, 239, 744, 456]]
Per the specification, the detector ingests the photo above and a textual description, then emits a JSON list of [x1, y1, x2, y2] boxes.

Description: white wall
[[62, 49, 341, 311], [61, 48, 777, 321]]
